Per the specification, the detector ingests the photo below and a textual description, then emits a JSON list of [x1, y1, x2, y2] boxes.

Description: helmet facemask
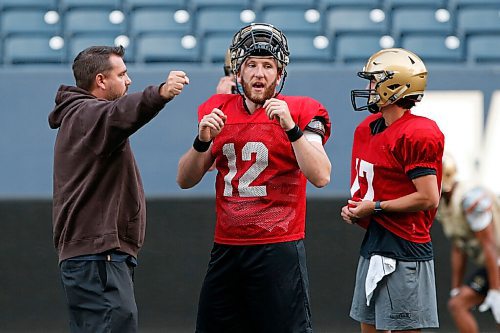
[[351, 70, 394, 113]]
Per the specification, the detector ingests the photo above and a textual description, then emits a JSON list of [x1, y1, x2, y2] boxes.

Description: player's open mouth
[[252, 82, 265, 91]]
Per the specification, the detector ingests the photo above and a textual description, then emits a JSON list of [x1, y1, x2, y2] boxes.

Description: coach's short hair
[[72, 45, 125, 91]]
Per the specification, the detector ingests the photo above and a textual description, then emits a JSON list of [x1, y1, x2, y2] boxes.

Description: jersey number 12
[[222, 142, 269, 197]]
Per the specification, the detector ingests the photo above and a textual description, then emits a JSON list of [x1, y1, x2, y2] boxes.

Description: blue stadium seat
[[135, 34, 200, 63], [401, 34, 464, 63], [190, 0, 248, 9], [451, 0, 500, 9], [254, 0, 315, 10], [0, 0, 57, 10], [457, 8, 500, 36], [334, 33, 386, 63], [392, 8, 453, 36], [130, 8, 192, 36], [326, 7, 388, 37], [261, 7, 322, 34], [202, 33, 233, 63], [59, 0, 122, 10], [386, 0, 447, 8], [124, 0, 185, 10], [467, 35, 500, 64], [69, 35, 133, 63], [318, 0, 380, 10], [195, 8, 249, 37], [3, 35, 65, 64], [64, 9, 126, 36], [286, 33, 331, 62], [1, 9, 61, 36]]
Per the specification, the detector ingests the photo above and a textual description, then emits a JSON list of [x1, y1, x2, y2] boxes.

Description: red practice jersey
[[198, 94, 331, 245], [350, 111, 444, 243]]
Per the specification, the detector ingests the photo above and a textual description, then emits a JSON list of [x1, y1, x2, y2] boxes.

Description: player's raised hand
[[263, 98, 294, 130], [161, 70, 190, 100], [216, 76, 236, 94], [199, 108, 227, 142]]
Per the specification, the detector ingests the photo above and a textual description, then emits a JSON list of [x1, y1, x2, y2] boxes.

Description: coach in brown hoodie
[[48, 45, 189, 333]]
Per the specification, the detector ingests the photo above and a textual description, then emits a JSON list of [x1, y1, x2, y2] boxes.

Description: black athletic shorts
[[196, 239, 313, 333], [466, 266, 489, 296]]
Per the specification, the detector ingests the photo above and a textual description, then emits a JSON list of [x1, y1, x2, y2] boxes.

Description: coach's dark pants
[[60, 260, 138, 333]]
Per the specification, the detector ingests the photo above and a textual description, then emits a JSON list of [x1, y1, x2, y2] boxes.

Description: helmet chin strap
[[234, 73, 252, 115], [368, 103, 380, 114], [274, 69, 287, 97]]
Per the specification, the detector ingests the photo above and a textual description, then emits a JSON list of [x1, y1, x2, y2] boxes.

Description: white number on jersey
[[222, 142, 269, 197], [350, 158, 375, 201]]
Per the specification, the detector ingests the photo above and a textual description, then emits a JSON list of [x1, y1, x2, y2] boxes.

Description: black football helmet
[[229, 23, 290, 75]]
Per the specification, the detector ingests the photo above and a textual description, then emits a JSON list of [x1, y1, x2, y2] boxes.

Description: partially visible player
[[216, 49, 237, 94], [341, 48, 444, 332], [437, 154, 500, 332], [177, 23, 331, 333]]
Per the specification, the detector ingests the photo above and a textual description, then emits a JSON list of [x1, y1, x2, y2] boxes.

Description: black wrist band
[[286, 125, 303, 142], [193, 136, 212, 152], [374, 201, 383, 214]]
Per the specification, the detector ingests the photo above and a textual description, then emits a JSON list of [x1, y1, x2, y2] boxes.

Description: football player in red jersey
[[341, 48, 444, 332], [177, 23, 331, 333]]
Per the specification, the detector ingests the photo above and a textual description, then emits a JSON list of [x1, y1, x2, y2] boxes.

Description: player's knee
[[448, 296, 463, 314]]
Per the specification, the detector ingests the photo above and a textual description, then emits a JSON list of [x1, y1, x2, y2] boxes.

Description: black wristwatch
[[374, 201, 383, 214]]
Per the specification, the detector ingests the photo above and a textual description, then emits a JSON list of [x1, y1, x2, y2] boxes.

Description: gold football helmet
[[351, 48, 427, 113], [442, 152, 458, 193], [223, 48, 232, 76]]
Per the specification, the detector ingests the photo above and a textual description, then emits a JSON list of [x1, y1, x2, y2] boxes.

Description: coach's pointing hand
[[161, 70, 190, 100]]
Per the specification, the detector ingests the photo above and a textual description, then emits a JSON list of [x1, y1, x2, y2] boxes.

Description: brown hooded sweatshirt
[[49, 84, 169, 262]]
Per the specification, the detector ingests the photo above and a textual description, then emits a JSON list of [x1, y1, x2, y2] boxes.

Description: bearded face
[[241, 75, 278, 105], [101, 55, 131, 101], [238, 56, 280, 105]]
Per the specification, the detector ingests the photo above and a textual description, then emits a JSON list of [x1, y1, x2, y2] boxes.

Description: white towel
[[365, 255, 396, 306]]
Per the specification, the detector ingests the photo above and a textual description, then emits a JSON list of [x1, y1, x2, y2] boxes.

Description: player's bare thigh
[[449, 285, 485, 311]]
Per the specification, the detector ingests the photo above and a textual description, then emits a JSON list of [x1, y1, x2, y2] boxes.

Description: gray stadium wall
[[1, 66, 500, 332]]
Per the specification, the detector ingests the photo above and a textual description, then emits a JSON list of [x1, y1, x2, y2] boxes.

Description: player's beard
[[241, 78, 277, 105]]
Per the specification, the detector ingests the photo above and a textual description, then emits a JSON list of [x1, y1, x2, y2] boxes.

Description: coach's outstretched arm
[[177, 107, 226, 188]]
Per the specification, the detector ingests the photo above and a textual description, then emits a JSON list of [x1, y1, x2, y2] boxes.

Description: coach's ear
[[95, 73, 106, 90]]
